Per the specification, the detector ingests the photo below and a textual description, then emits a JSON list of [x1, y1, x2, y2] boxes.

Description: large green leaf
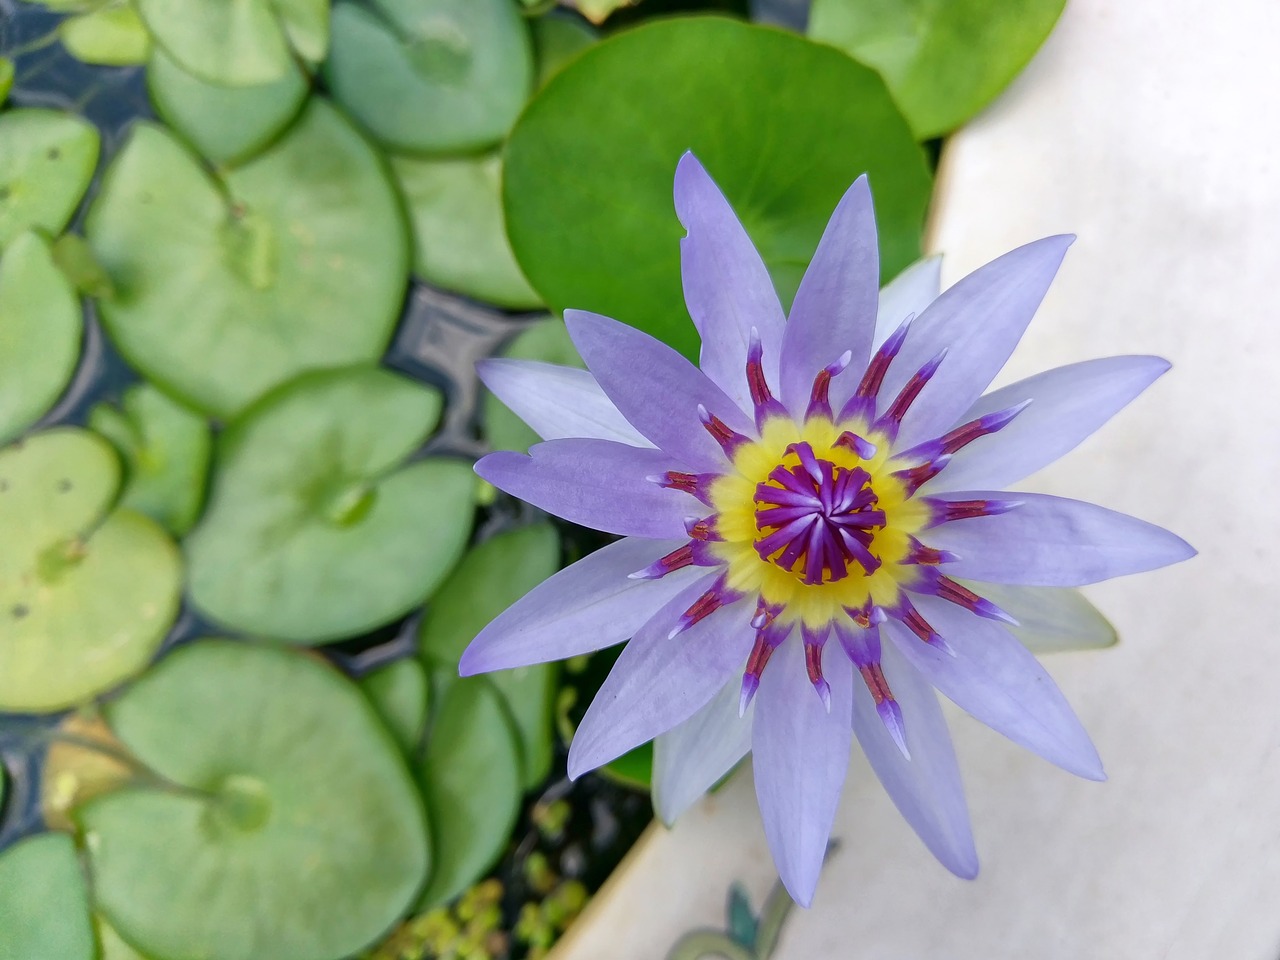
[[135, 0, 327, 86], [326, 0, 533, 154], [146, 47, 310, 165], [87, 100, 409, 418], [392, 152, 541, 310], [360, 657, 430, 754], [809, 0, 1066, 138], [89, 383, 212, 536], [420, 523, 561, 787], [60, 5, 152, 66], [416, 676, 521, 909], [0, 833, 95, 960], [0, 232, 82, 444], [0, 429, 181, 713], [186, 366, 475, 643], [0, 109, 99, 250], [80, 639, 429, 960], [504, 16, 931, 360]]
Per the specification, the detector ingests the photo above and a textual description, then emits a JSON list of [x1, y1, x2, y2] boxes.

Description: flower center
[[753, 441, 886, 585]]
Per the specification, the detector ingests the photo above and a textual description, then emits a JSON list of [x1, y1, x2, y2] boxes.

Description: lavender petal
[[652, 678, 754, 825]]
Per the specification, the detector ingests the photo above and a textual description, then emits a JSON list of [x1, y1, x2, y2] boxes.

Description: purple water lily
[[463, 153, 1194, 906]]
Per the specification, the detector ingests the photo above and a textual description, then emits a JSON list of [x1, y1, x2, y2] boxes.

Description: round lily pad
[[80, 639, 430, 960], [41, 712, 135, 832], [0, 429, 182, 713], [135, 0, 327, 86], [60, 6, 152, 66], [809, 0, 1066, 138], [0, 832, 95, 960], [417, 675, 521, 909], [0, 232, 83, 444], [147, 48, 310, 165], [360, 657, 430, 754], [187, 366, 475, 643], [0, 109, 100, 250], [504, 16, 932, 359], [0, 60, 13, 105], [87, 100, 409, 418], [420, 523, 560, 788], [96, 915, 154, 960], [326, 0, 533, 154], [90, 383, 212, 536], [392, 152, 541, 310], [531, 12, 596, 88], [482, 317, 584, 454]]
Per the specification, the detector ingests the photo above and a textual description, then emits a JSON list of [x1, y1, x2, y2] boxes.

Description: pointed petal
[[478, 358, 652, 447], [886, 595, 1104, 779], [674, 152, 786, 413], [779, 175, 878, 412], [956, 581, 1118, 654], [927, 356, 1171, 491], [475, 439, 700, 539], [926, 491, 1196, 586], [878, 236, 1074, 448], [752, 638, 853, 907], [564, 309, 757, 471], [567, 575, 753, 778], [460, 537, 699, 675], [871, 255, 942, 351], [851, 641, 978, 878], [652, 678, 754, 825]]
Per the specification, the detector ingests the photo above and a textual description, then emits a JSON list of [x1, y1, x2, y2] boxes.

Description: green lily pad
[[0, 429, 182, 713], [0, 109, 100, 250], [96, 915, 154, 960], [531, 12, 596, 88], [0, 232, 83, 444], [809, 0, 1065, 138], [392, 152, 541, 310], [601, 741, 652, 790], [420, 523, 560, 788], [187, 366, 475, 643], [60, 6, 152, 66], [417, 676, 521, 909], [326, 0, 533, 154], [0, 832, 95, 960], [147, 47, 310, 165], [41, 713, 135, 832], [482, 317, 584, 454], [361, 657, 430, 753], [50, 233, 115, 299], [89, 383, 212, 537], [504, 16, 931, 360], [80, 639, 430, 960], [135, 0, 327, 86], [87, 100, 409, 418], [0, 59, 14, 105]]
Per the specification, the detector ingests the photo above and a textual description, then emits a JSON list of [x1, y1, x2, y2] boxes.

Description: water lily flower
[[464, 153, 1194, 906]]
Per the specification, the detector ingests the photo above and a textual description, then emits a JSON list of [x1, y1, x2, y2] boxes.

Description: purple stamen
[[906, 536, 960, 565], [875, 349, 948, 441], [834, 430, 878, 460], [890, 454, 952, 496], [697, 403, 750, 457], [924, 497, 1024, 527], [840, 313, 914, 421], [628, 541, 719, 581], [647, 470, 716, 505], [896, 596, 956, 657], [668, 576, 740, 639], [740, 621, 790, 715], [835, 620, 909, 757], [806, 350, 854, 421], [917, 572, 1019, 625], [894, 398, 1033, 463], [683, 515, 722, 541], [746, 327, 789, 430], [803, 624, 832, 710]]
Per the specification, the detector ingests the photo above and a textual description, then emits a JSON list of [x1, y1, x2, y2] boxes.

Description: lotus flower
[[464, 153, 1194, 905]]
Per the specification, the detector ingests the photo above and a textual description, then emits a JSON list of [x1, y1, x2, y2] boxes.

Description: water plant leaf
[[482, 317, 584, 454], [0, 429, 181, 714], [416, 675, 521, 909], [503, 16, 931, 360], [89, 383, 211, 536], [419, 523, 561, 787], [147, 47, 310, 165], [187, 366, 474, 643], [80, 639, 430, 960], [0, 231, 82, 444], [326, 0, 533, 154], [392, 152, 541, 310], [87, 100, 409, 418], [135, 0, 327, 86], [0, 109, 99, 250], [60, 6, 152, 66], [41, 713, 135, 832], [808, 0, 1066, 138], [95, 915, 153, 960], [360, 658, 430, 754], [531, 12, 596, 88], [0, 59, 12, 104], [0, 832, 95, 960]]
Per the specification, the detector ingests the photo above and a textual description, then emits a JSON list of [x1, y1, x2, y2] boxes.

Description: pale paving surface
[[549, 1, 1280, 956]]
